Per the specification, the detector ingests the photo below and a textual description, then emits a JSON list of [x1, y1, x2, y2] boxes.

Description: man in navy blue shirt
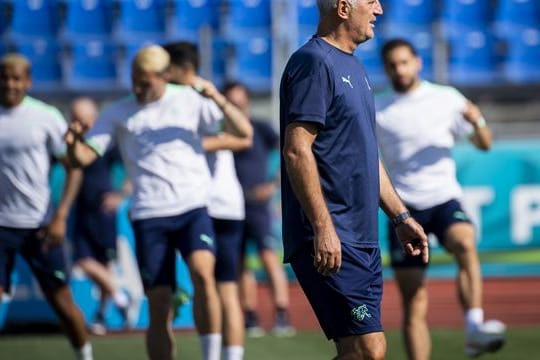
[[69, 97, 132, 334], [227, 82, 295, 337], [280, 1, 428, 358]]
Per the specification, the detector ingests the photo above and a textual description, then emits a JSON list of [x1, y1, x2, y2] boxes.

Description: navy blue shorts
[[290, 243, 383, 341], [131, 207, 215, 289], [212, 218, 243, 282], [72, 207, 117, 264], [0, 226, 69, 293], [242, 207, 278, 252], [389, 199, 472, 268]]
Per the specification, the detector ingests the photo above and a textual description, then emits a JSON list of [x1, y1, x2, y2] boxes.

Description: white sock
[[466, 308, 484, 333], [223, 345, 244, 360], [75, 342, 93, 360], [201, 333, 222, 360], [112, 289, 129, 308]]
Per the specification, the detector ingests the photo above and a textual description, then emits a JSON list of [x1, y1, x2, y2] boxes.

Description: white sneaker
[[465, 320, 506, 357]]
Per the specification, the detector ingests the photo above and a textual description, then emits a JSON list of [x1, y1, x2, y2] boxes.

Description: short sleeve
[[198, 97, 223, 136], [448, 88, 474, 139], [282, 52, 333, 127], [46, 107, 68, 159], [85, 108, 117, 156]]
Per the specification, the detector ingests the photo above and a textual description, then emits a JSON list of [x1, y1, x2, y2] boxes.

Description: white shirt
[[86, 84, 222, 220], [206, 149, 245, 220], [376, 81, 473, 210], [0, 97, 67, 228]]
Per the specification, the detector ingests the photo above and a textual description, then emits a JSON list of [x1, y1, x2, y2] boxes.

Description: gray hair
[[317, 0, 358, 14]]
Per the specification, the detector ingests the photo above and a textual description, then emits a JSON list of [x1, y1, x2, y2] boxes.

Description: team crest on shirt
[[351, 304, 372, 321]]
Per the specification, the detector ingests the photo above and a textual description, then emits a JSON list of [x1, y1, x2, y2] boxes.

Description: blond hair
[[132, 45, 170, 73], [0, 53, 31, 71]]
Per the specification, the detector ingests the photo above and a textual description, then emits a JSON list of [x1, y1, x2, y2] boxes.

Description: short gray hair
[[317, 0, 358, 14]]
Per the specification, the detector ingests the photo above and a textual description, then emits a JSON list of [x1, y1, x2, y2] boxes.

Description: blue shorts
[[0, 226, 69, 293], [131, 207, 215, 290], [290, 242, 383, 341], [72, 207, 117, 264], [389, 199, 472, 268], [242, 207, 278, 252], [212, 218, 243, 282]]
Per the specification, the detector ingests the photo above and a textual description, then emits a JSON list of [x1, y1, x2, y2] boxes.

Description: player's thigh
[[442, 222, 476, 255]]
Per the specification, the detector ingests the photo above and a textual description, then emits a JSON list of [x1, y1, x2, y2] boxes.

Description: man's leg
[[394, 268, 430, 360], [187, 249, 222, 360], [146, 286, 175, 360], [218, 282, 245, 360], [335, 333, 387, 360], [443, 223, 482, 319], [42, 285, 93, 359]]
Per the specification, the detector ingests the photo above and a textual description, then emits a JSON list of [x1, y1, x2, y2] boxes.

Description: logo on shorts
[[54, 270, 66, 281], [200, 234, 214, 246], [351, 304, 372, 322], [453, 211, 469, 221]]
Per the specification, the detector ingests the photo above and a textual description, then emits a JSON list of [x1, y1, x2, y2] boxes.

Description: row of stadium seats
[[2, 0, 537, 41], [1, 0, 539, 92]]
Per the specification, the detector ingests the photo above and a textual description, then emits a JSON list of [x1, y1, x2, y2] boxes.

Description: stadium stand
[[167, 0, 218, 41], [13, 38, 63, 88], [61, 0, 114, 40], [64, 39, 118, 90], [0, 0, 539, 94]]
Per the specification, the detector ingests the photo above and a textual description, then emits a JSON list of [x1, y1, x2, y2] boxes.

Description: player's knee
[[190, 265, 216, 291]]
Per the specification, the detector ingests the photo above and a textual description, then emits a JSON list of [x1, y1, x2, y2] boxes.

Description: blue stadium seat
[[494, 0, 540, 38], [503, 28, 540, 83], [8, 0, 60, 40], [62, 0, 114, 40], [65, 40, 118, 89], [440, 0, 491, 40], [208, 37, 228, 89], [115, 0, 167, 41], [0, 42, 9, 58], [230, 33, 272, 92], [354, 37, 386, 87], [448, 30, 498, 85], [385, 0, 435, 26], [13, 38, 62, 87], [297, 0, 318, 28], [0, 1, 8, 36], [168, 0, 218, 41], [224, 0, 271, 39]]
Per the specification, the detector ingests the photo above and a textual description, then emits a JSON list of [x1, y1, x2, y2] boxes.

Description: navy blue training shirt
[[279, 37, 380, 262], [234, 119, 279, 196]]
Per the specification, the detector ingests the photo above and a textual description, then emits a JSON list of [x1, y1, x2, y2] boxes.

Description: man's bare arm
[[64, 122, 99, 168], [202, 133, 252, 152], [463, 101, 492, 151], [283, 122, 341, 275]]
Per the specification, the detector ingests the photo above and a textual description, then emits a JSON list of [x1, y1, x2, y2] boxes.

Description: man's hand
[[462, 101, 483, 125], [192, 76, 219, 100], [64, 121, 85, 146], [246, 182, 277, 203], [38, 215, 67, 252], [313, 226, 342, 276], [395, 217, 429, 264], [101, 192, 125, 214]]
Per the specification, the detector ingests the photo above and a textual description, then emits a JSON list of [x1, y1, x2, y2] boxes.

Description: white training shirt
[[199, 96, 245, 221], [375, 81, 474, 210], [86, 84, 223, 220], [0, 96, 67, 228]]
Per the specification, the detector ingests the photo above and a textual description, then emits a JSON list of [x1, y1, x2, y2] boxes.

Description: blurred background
[[0, 1, 539, 358]]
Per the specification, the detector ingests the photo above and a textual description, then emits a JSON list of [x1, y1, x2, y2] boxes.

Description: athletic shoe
[[89, 315, 107, 336], [245, 311, 265, 338], [272, 311, 296, 337], [465, 319, 506, 357]]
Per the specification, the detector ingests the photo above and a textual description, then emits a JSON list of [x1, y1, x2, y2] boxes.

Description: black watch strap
[[391, 211, 412, 228]]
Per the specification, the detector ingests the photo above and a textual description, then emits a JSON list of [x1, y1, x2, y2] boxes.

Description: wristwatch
[[391, 211, 412, 227]]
